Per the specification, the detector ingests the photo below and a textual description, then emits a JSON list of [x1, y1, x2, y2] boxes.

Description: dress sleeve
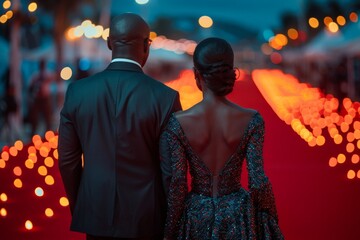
[[246, 113, 284, 239], [160, 119, 188, 239]]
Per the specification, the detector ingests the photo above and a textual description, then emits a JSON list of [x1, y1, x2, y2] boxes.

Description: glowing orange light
[[28, 153, 37, 163], [14, 178, 23, 188], [25, 159, 34, 169], [32, 134, 42, 144], [309, 17, 319, 28], [344, 115, 353, 125], [287, 28, 299, 40], [329, 157, 337, 167], [66, 27, 77, 41], [14, 140, 23, 151], [0, 159, 5, 168], [316, 135, 325, 146], [0, 15, 7, 24], [45, 208, 54, 217], [351, 154, 359, 164], [0, 193, 7, 202], [343, 98, 352, 109], [9, 146, 18, 157], [13, 166, 22, 176], [347, 132, 355, 142], [40, 146, 49, 158], [59, 197, 69, 207], [44, 157, 54, 168], [28, 2, 37, 12], [28, 146, 36, 154], [38, 166, 48, 176], [45, 131, 55, 141], [328, 22, 339, 33], [3, 1, 11, 9], [312, 127, 322, 137], [25, 220, 33, 230], [349, 12, 358, 22], [45, 175, 55, 186], [53, 149, 59, 159], [5, 10, 13, 19], [102, 28, 109, 41], [0, 208, 7, 217], [1, 151, 9, 161], [324, 16, 333, 26], [358, 170, 360, 179], [354, 121, 360, 130], [198, 16, 213, 28], [357, 140, 360, 149], [336, 16, 346, 26], [355, 130, 360, 140], [346, 143, 355, 153], [340, 122, 349, 133], [347, 170, 356, 179], [307, 136, 316, 147], [337, 153, 346, 164]]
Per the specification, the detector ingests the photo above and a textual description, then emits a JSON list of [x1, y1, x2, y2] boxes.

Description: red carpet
[[0, 72, 359, 239]]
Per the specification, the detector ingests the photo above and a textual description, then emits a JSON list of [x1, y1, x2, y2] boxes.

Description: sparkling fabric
[[160, 112, 284, 240]]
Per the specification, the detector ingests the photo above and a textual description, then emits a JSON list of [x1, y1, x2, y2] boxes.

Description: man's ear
[[143, 39, 149, 53], [107, 37, 112, 50]]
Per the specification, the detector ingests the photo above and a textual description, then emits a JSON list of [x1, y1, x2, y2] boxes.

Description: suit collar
[[106, 61, 143, 73]]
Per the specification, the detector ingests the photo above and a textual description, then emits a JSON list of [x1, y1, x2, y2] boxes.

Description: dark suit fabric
[[58, 62, 181, 238]]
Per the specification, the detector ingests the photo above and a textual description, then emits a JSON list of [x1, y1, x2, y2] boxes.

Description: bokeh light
[[347, 170, 356, 179], [349, 12, 358, 22], [3, 0, 11, 9], [35, 187, 44, 197], [328, 22, 339, 33], [60, 67, 72, 80], [198, 16, 213, 28], [13, 166, 22, 176], [59, 197, 69, 207], [45, 175, 55, 186], [0, 193, 7, 202], [14, 178, 23, 188], [28, 2, 37, 12], [25, 220, 33, 230], [287, 28, 299, 40], [45, 208, 54, 217], [135, 0, 149, 4], [336, 15, 346, 26], [0, 208, 7, 217], [309, 17, 319, 28]]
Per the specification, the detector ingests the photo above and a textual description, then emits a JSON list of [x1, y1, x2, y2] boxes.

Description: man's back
[[59, 61, 181, 238]]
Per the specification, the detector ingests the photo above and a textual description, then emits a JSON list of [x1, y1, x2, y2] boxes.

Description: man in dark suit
[[58, 13, 181, 240]]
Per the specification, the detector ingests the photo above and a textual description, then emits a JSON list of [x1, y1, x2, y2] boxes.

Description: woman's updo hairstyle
[[193, 37, 236, 96]]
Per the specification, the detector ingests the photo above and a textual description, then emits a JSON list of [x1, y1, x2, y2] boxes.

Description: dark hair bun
[[193, 38, 236, 96], [201, 64, 236, 96]]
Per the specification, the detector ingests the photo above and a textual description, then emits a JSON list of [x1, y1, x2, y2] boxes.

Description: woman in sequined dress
[[160, 37, 284, 240]]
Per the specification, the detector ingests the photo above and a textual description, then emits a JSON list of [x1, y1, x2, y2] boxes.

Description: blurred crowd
[[282, 54, 360, 103]]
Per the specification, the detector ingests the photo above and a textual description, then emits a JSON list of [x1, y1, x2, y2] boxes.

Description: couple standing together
[[58, 13, 284, 240]]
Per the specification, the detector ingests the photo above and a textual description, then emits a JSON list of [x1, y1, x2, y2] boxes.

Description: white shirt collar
[[111, 58, 142, 68]]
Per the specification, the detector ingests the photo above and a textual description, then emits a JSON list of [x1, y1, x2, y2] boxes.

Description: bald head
[[108, 13, 151, 65], [110, 13, 149, 41]]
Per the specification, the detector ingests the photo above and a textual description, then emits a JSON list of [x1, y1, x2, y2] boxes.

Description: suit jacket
[[58, 62, 181, 238]]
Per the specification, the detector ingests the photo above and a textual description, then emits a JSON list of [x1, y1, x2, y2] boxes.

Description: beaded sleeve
[[160, 119, 188, 239], [246, 113, 284, 239]]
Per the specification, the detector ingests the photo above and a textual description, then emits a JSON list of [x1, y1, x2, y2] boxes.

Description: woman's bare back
[[175, 99, 256, 176]]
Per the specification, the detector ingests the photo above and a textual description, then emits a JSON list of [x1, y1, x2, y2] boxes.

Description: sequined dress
[[160, 112, 284, 240]]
